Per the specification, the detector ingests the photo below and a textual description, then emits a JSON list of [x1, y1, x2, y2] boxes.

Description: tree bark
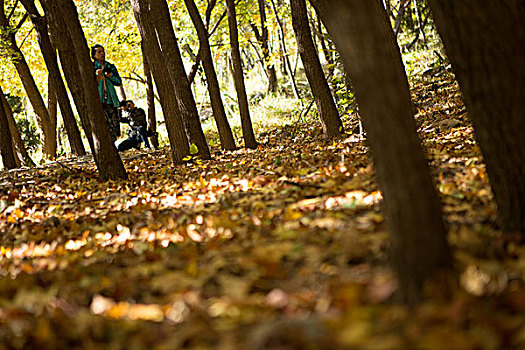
[[21, 0, 85, 157], [131, 0, 190, 164], [0, 0, 56, 158], [0, 90, 34, 167], [43, 2, 94, 153], [42, 0, 127, 180], [226, 0, 258, 149], [0, 87, 17, 170], [428, 0, 525, 232], [141, 41, 158, 149], [311, 0, 452, 304], [149, 0, 211, 159], [184, 0, 237, 150], [291, 0, 342, 137]]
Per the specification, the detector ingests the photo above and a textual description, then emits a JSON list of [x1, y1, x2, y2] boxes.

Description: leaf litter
[[0, 72, 524, 349]]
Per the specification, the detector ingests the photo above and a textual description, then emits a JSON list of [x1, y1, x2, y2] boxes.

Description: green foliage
[[15, 116, 41, 153], [6, 93, 41, 153]]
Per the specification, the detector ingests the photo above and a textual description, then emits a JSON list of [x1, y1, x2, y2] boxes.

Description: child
[[117, 100, 154, 151]]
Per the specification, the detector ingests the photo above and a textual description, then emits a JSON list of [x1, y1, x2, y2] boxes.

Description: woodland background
[[1, 0, 524, 349]]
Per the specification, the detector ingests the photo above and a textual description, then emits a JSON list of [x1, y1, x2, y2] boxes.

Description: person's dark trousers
[[103, 104, 120, 141], [117, 134, 141, 151], [137, 126, 151, 148]]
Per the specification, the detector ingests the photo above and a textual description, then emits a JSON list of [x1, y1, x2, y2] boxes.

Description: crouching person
[[117, 100, 155, 151]]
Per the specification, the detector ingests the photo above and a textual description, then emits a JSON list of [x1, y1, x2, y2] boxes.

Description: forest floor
[[0, 72, 524, 349]]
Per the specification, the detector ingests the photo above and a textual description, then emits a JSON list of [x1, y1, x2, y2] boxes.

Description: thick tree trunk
[[149, 0, 211, 159], [131, 0, 190, 164], [428, 0, 525, 232], [312, 0, 452, 304], [42, 0, 127, 180], [226, 0, 258, 149], [0, 3, 56, 158], [21, 0, 86, 157], [0, 88, 17, 170], [43, 2, 94, 153], [184, 0, 237, 150], [0, 90, 33, 167], [291, 0, 342, 137], [141, 42, 158, 149]]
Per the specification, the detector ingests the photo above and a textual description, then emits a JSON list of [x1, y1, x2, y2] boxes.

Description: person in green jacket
[[91, 44, 122, 141]]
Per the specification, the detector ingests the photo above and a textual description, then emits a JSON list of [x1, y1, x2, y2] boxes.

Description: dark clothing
[[117, 107, 151, 151], [103, 103, 120, 142]]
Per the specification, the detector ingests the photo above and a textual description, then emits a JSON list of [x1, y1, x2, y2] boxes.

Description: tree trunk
[[428, 0, 525, 232], [131, 0, 190, 164], [0, 1, 56, 158], [291, 0, 342, 137], [0, 87, 17, 170], [42, 0, 127, 180], [270, 0, 301, 99], [226, 0, 258, 149], [21, 0, 86, 157], [0, 89, 33, 167], [149, 0, 211, 159], [47, 73, 58, 135], [43, 2, 94, 153], [251, 0, 278, 94], [311, 0, 452, 304], [141, 41, 158, 149], [184, 0, 237, 150]]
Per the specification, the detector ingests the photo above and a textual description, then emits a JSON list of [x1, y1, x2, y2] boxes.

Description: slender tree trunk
[[0, 1, 56, 158], [149, 0, 211, 159], [317, 17, 333, 70], [0, 87, 17, 170], [131, 0, 190, 164], [47, 73, 57, 129], [42, 0, 127, 180], [141, 42, 158, 149], [184, 0, 237, 150], [226, 0, 258, 149], [0, 90, 33, 167], [311, 0, 452, 304], [393, 0, 409, 37], [428, 0, 525, 232], [250, 0, 278, 94], [43, 2, 94, 153], [21, 0, 86, 157], [270, 0, 301, 99], [291, 0, 342, 137]]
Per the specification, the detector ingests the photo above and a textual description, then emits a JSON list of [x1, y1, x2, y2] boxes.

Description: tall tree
[[184, 0, 237, 150], [428, 0, 525, 233], [141, 41, 158, 149], [20, 0, 86, 157], [311, 0, 452, 304], [250, 0, 278, 94], [43, 1, 94, 153], [290, 0, 342, 137], [0, 88, 34, 167], [41, 0, 127, 180], [131, 0, 190, 164], [226, 0, 258, 149], [0, 0, 56, 158], [149, 0, 211, 159], [0, 86, 17, 170], [270, 0, 301, 99]]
